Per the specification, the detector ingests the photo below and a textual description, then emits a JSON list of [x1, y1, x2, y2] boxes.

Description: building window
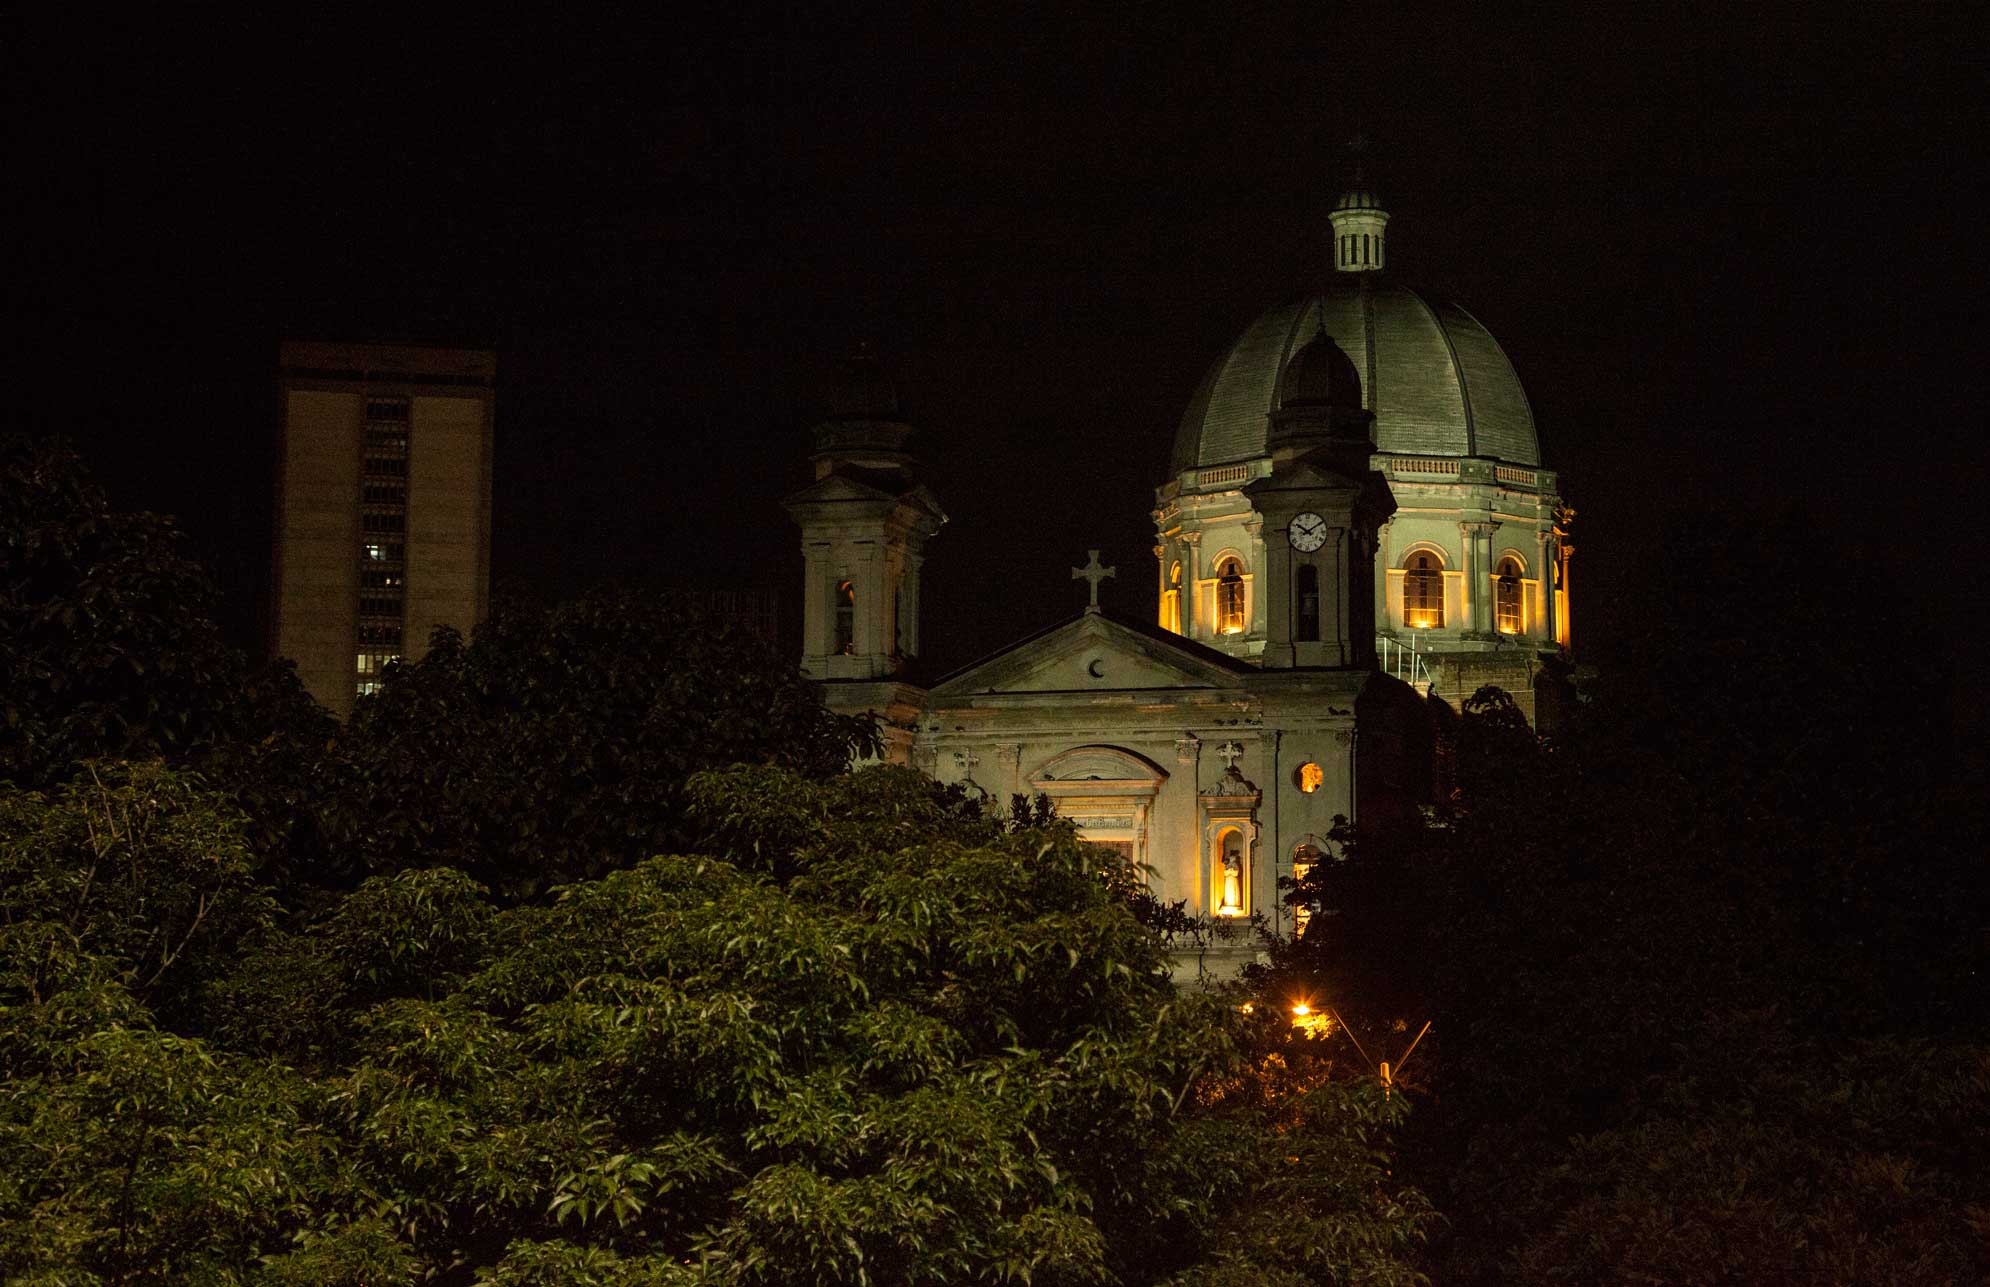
[[1296, 563, 1320, 642], [1295, 761, 1324, 793], [355, 395, 410, 701], [834, 579, 855, 655], [1404, 552, 1443, 629], [1291, 841, 1322, 938], [1215, 827, 1247, 916], [1216, 557, 1246, 635], [1162, 560, 1183, 634], [1496, 557, 1523, 634]]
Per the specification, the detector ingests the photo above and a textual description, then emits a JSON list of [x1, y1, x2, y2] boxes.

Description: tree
[[1262, 535, 1990, 1285], [0, 435, 334, 872], [297, 593, 880, 900], [4, 762, 1433, 1285]]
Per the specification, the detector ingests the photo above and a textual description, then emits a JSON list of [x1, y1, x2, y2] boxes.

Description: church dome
[[1171, 283, 1540, 474]]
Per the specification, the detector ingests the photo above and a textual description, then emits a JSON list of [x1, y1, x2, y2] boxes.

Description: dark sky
[[14, 8, 1987, 672]]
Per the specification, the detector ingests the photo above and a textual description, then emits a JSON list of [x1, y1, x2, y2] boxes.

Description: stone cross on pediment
[[1215, 740, 1245, 772], [1071, 549, 1116, 612]]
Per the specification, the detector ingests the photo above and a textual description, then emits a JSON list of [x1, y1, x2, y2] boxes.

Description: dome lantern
[[1329, 186, 1389, 274], [1328, 140, 1390, 274]]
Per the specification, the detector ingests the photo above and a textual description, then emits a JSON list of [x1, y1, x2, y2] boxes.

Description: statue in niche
[[1218, 830, 1245, 915]]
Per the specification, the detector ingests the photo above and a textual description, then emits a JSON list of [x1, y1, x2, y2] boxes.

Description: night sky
[[15, 8, 1987, 674]]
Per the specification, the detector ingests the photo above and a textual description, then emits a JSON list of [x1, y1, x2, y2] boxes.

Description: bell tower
[[783, 348, 944, 761], [1244, 323, 1393, 668]]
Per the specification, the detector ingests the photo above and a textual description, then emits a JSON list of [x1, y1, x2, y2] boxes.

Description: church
[[785, 174, 1571, 979]]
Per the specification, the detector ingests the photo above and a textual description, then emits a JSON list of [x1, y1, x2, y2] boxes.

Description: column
[[1536, 525, 1557, 644], [856, 539, 883, 666], [1174, 733, 1202, 911], [904, 550, 925, 659], [1460, 521, 1493, 634], [1373, 520, 1393, 635], [1244, 518, 1266, 638], [995, 743, 1024, 803], [1179, 531, 1202, 638], [1262, 523, 1294, 667]]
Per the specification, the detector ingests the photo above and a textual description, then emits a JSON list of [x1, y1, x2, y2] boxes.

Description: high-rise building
[[274, 341, 494, 718]]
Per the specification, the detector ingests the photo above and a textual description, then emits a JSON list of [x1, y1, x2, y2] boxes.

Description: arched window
[[1163, 560, 1183, 633], [1291, 841, 1324, 938], [1495, 557, 1523, 634], [1215, 827, 1246, 916], [834, 579, 855, 654], [1216, 557, 1246, 635], [1404, 552, 1443, 629], [1295, 563, 1320, 642]]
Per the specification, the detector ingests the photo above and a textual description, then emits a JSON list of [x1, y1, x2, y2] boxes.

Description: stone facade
[[791, 178, 1571, 982]]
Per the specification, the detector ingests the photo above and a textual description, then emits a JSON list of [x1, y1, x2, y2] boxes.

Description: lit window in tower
[[1496, 557, 1524, 634], [1296, 563, 1320, 642], [1216, 558, 1246, 634], [834, 579, 855, 655]]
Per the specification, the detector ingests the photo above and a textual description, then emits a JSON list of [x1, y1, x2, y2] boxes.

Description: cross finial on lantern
[[1071, 549, 1116, 612]]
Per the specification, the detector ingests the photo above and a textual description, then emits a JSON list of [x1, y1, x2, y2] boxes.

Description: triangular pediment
[[782, 472, 899, 507], [783, 474, 945, 524], [929, 611, 1253, 699], [1243, 458, 1366, 495]]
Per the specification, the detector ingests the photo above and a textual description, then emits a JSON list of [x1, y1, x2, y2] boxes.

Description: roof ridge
[[1408, 288, 1476, 457]]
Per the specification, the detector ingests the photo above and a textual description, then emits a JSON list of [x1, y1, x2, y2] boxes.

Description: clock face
[[1288, 512, 1328, 552]]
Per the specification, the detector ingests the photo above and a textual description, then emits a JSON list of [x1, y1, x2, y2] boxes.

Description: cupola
[[809, 344, 915, 477], [1328, 175, 1389, 274]]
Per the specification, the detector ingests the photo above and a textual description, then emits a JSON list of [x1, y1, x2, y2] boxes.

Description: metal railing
[[1378, 634, 1432, 688]]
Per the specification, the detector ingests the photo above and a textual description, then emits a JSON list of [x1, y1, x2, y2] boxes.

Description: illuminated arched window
[[1291, 841, 1324, 938], [1216, 558, 1246, 635], [1163, 560, 1183, 633], [834, 579, 855, 655], [1495, 557, 1523, 634], [1295, 563, 1319, 642], [1404, 552, 1443, 629]]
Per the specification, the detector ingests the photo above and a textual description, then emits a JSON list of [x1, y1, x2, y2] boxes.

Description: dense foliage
[[1267, 532, 1990, 1286], [302, 593, 881, 898], [3, 764, 1432, 1285], [0, 437, 321, 789]]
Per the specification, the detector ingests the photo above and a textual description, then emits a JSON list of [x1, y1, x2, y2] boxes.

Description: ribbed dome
[[1171, 283, 1539, 474]]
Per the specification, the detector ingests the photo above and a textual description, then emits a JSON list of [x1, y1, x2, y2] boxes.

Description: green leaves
[[310, 591, 880, 900], [0, 436, 326, 793], [1, 756, 1430, 1284]]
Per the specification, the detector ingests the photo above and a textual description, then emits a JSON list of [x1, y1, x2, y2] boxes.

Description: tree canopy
[[0, 437, 321, 789], [3, 763, 1432, 1286]]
